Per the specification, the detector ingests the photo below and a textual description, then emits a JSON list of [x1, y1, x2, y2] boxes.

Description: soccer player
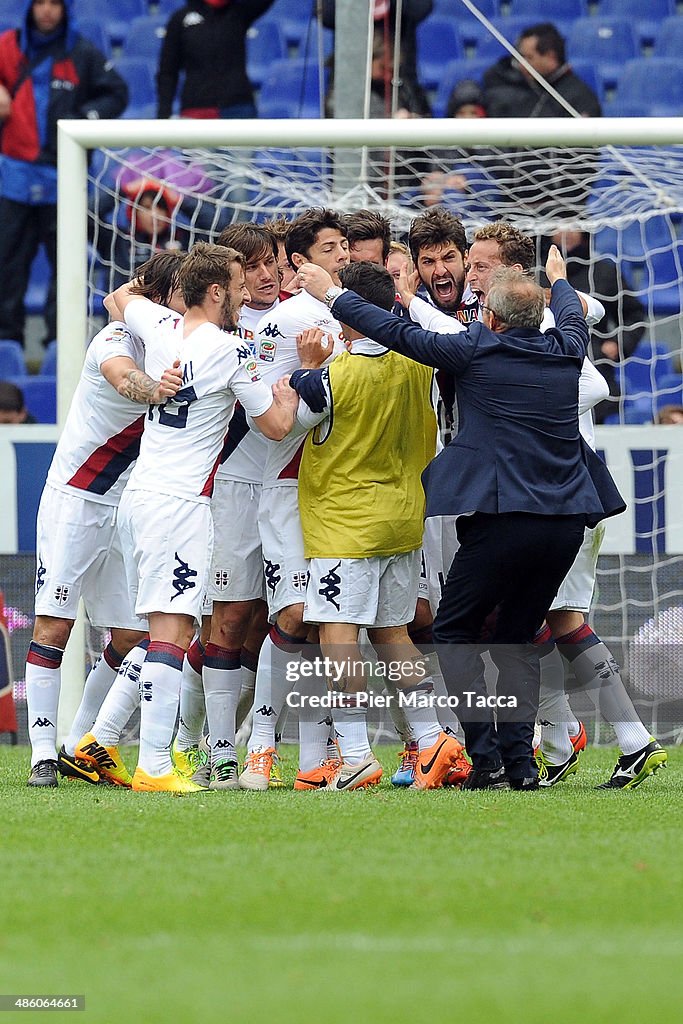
[[25, 252, 186, 788], [239, 208, 349, 791], [174, 224, 283, 789], [291, 261, 468, 790], [344, 210, 392, 266], [263, 216, 297, 298], [77, 242, 297, 793]]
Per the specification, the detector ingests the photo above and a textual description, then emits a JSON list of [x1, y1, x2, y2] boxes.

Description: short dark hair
[[217, 223, 278, 264], [285, 208, 347, 270], [262, 216, 291, 243], [408, 207, 467, 264], [339, 261, 396, 312], [471, 223, 536, 272], [344, 210, 392, 262], [0, 380, 25, 414], [179, 242, 245, 308], [518, 23, 566, 66], [129, 250, 186, 307]]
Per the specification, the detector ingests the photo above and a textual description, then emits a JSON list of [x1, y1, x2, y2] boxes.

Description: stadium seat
[[77, 19, 111, 57], [567, 18, 639, 67], [506, 0, 588, 19], [25, 247, 51, 317], [655, 373, 683, 409], [2, 0, 31, 21], [247, 20, 288, 87], [120, 15, 167, 60], [41, 340, 57, 377], [472, 17, 573, 61], [638, 245, 683, 316], [0, 341, 27, 378], [565, 58, 604, 103], [433, 0, 496, 14], [9, 376, 57, 424], [114, 57, 156, 110], [416, 18, 464, 90], [615, 57, 683, 114], [653, 16, 683, 58], [155, 0, 186, 14], [621, 341, 675, 397], [432, 58, 491, 118], [255, 148, 331, 188], [266, 0, 316, 48], [598, 0, 675, 18], [258, 59, 327, 119]]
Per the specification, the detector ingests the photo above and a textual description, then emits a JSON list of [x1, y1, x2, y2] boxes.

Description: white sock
[[398, 679, 442, 751], [26, 641, 63, 765], [236, 648, 257, 729], [93, 642, 147, 746], [333, 696, 372, 764], [384, 675, 414, 742], [136, 641, 184, 776], [203, 642, 242, 764], [537, 645, 574, 763], [248, 628, 300, 752], [176, 636, 205, 750], [64, 641, 123, 756], [296, 655, 331, 772]]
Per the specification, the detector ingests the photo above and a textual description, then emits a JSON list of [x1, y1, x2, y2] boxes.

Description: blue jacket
[[331, 280, 624, 527]]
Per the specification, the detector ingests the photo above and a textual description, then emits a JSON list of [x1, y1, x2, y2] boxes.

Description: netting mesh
[[81, 139, 683, 739]]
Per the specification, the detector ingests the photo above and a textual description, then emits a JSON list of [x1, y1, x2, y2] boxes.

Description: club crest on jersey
[[290, 571, 309, 592], [245, 359, 261, 382], [259, 340, 277, 362], [214, 569, 231, 591], [54, 584, 70, 606]]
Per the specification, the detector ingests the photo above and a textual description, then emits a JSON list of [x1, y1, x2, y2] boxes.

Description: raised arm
[[546, 245, 590, 360]]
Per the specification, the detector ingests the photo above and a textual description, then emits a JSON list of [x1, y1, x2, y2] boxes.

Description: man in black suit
[[294, 249, 624, 790]]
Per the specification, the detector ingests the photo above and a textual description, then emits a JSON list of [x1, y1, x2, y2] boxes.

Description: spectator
[[322, 0, 433, 108], [157, 0, 275, 120], [0, 380, 37, 423], [656, 405, 683, 425], [482, 23, 601, 216], [446, 78, 487, 119], [543, 229, 646, 423], [262, 216, 297, 298], [386, 240, 410, 283], [483, 22, 601, 119], [0, 0, 128, 346], [420, 80, 488, 208], [326, 29, 430, 120]]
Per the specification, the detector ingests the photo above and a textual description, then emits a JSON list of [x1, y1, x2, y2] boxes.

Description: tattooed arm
[[101, 356, 183, 405]]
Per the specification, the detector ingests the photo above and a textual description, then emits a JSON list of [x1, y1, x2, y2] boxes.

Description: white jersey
[[122, 298, 274, 503], [215, 301, 278, 485], [46, 321, 146, 506], [255, 290, 345, 488]]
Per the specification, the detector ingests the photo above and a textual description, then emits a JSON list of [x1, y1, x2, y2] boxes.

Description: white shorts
[[118, 488, 213, 621], [305, 550, 421, 627], [550, 523, 605, 613], [208, 479, 264, 602], [418, 516, 461, 617], [34, 484, 145, 630], [257, 485, 309, 619]]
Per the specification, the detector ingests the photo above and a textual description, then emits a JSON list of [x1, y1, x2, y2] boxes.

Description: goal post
[[55, 115, 683, 736]]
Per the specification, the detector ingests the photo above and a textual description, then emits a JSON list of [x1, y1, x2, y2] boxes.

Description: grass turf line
[[1, 744, 681, 1024]]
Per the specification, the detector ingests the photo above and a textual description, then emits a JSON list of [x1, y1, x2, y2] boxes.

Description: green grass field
[[1, 743, 681, 1023]]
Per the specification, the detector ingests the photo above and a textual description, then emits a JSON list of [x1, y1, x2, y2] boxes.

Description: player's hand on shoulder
[[296, 327, 334, 368], [397, 259, 420, 308], [157, 358, 183, 401], [545, 244, 567, 285], [273, 375, 298, 409]]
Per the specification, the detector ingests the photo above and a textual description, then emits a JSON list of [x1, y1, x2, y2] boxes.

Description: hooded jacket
[[0, 0, 128, 204]]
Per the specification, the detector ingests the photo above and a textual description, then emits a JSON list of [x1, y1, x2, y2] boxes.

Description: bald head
[[485, 268, 545, 330]]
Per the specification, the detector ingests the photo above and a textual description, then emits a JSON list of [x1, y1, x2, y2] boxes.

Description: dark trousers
[[433, 511, 586, 780], [0, 197, 57, 345]]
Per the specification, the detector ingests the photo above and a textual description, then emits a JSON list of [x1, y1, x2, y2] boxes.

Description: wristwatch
[[323, 286, 343, 309]]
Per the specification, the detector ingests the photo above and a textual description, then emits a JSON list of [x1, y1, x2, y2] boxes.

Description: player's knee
[[277, 604, 306, 639], [109, 628, 147, 656], [32, 615, 73, 650]]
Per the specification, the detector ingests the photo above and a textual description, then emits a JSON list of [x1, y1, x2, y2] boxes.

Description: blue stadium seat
[[258, 59, 326, 119], [598, 0, 675, 18], [121, 15, 167, 60], [41, 340, 57, 377], [601, 98, 652, 117], [9, 376, 57, 424], [75, 19, 111, 56], [114, 56, 156, 110], [655, 373, 683, 409], [637, 245, 683, 316], [621, 341, 674, 396], [155, 0, 186, 14], [567, 18, 639, 66], [615, 57, 683, 112], [0, 341, 27, 378], [265, 0, 316, 48], [1, 0, 29, 22], [25, 247, 51, 317], [434, 0, 497, 13], [433, 58, 491, 118], [416, 18, 464, 90], [247, 20, 288, 87], [653, 16, 683, 57], [472, 17, 573, 60], [506, 0, 589, 19]]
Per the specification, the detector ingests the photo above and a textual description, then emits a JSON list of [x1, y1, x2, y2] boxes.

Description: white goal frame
[[55, 115, 683, 719]]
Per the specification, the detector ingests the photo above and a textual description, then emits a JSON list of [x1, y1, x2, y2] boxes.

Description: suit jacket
[[331, 280, 624, 527]]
